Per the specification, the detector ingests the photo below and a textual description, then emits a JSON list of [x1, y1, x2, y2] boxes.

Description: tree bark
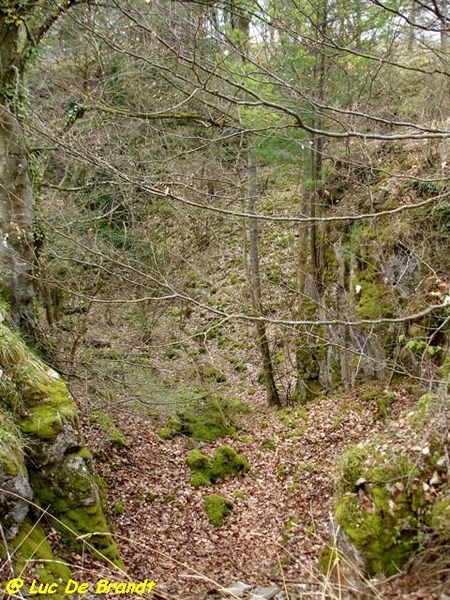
[[0, 106, 36, 333], [247, 139, 281, 407]]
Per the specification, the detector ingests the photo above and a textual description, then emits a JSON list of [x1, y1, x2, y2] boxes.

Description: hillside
[[2, 1, 450, 598]]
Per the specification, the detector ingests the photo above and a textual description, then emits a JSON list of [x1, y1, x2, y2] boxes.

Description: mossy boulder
[[0, 305, 123, 572], [8, 519, 72, 591], [211, 445, 250, 480], [203, 494, 234, 527], [328, 392, 450, 577], [157, 396, 244, 441], [31, 449, 123, 567], [188, 449, 213, 487], [188, 445, 250, 487]]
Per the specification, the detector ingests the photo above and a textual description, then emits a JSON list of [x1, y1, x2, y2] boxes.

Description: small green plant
[[113, 501, 124, 515], [398, 334, 442, 358], [277, 463, 288, 478], [282, 516, 300, 542]]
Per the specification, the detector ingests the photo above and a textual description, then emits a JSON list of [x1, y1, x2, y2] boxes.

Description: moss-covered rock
[[0, 415, 33, 539], [211, 445, 250, 480], [31, 449, 124, 567], [328, 393, 450, 577], [203, 494, 233, 527], [157, 396, 243, 441], [188, 445, 250, 487], [188, 449, 213, 487], [88, 410, 129, 449], [8, 519, 72, 589], [0, 304, 123, 573]]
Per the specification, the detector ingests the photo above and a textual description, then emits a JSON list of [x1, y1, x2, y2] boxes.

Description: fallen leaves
[[80, 383, 420, 599]]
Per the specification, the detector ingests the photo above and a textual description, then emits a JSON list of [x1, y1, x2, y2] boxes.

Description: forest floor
[[72, 381, 445, 600]]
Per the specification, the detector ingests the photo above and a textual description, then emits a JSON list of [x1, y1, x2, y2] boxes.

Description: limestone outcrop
[[0, 305, 123, 587]]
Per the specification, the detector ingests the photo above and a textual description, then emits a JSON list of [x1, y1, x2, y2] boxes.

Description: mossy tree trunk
[[0, 13, 33, 333], [0, 105, 36, 334], [0, 1, 77, 335]]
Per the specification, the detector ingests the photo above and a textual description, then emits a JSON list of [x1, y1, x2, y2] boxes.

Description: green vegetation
[[88, 410, 130, 449], [331, 393, 450, 576], [261, 438, 276, 451], [157, 396, 249, 441], [203, 494, 234, 527], [31, 449, 124, 567], [187, 445, 250, 487], [9, 520, 72, 588]]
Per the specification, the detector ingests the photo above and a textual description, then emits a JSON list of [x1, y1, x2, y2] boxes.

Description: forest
[[1, 0, 450, 598]]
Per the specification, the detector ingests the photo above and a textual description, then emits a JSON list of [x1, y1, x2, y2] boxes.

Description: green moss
[[261, 438, 276, 451], [211, 445, 250, 480], [188, 449, 212, 487], [88, 411, 129, 449], [0, 310, 121, 575], [190, 472, 212, 487], [431, 496, 450, 540], [158, 396, 241, 441], [355, 281, 394, 319], [10, 519, 72, 586], [318, 544, 341, 575], [203, 494, 233, 527], [336, 445, 368, 494], [335, 493, 414, 576], [333, 406, 441, 578], [0, 447, 22, 476], [21, 394, 77, 440], [157, 426, 175, 440], [234, 490, 245, 500], [188, 448, 211, 469], [188, 446, 249, 487], [31, 450, 124, 568], [277, 463, 288, 478], [113, 500, 124, 515]]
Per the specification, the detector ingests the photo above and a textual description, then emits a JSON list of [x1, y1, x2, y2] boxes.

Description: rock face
[[326, 391, 450, 579], [295, 206, 449, 399], [0, 305, 123, 579]]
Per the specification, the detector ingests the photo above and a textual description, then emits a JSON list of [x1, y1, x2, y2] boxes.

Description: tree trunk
[[0, 107, 36, 334], [0, 14, 37, 335], [247, 139, 281, 407]]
